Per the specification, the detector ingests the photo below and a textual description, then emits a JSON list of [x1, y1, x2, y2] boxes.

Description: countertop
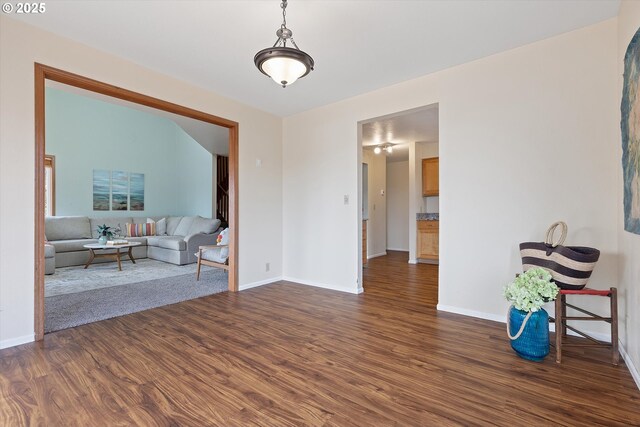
[[416, 213, 439, 221]]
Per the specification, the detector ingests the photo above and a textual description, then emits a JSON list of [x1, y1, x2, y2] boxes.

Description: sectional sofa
[[45, 215, 222, 273]]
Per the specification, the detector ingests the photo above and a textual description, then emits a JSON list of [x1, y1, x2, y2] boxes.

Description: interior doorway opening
[[358, 104, 439, 304], [34, 64, 239, 340]]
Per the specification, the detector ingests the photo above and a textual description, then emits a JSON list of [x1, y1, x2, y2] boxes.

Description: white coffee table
[[83, 242, 142, 271]]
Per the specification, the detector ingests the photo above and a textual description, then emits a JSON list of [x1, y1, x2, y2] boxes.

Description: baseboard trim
[[436, 304, 612, 341], [386, 247, 409, 252], [408, 259, 417, 264], [619, 341, 640, 391], [282, 276, 362, 294], [0, 334, 35, 350], [239, 276, 282, 291], [367, 252, 387, 260], [436, 304, 505, 323]]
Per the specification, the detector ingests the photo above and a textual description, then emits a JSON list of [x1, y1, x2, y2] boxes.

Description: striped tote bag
[[519, 222, 600, 290]]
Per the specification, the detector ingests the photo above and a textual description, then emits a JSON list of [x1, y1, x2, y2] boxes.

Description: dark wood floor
[[1, 251, 638, 426]]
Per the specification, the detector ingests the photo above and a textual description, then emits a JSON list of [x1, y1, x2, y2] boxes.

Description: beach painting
[[111, 170, 129, 211], [130, 173, 145, 211], [92, 170, 110, 211], [621, 26, 640, 235]]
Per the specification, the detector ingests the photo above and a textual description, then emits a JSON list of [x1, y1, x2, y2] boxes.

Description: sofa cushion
[[45, 216, 92, 240], [188, 216, 220, 235], [44, 244, 55, 258], [166, 216, 183, 236], [90, 217, 132, 238], [173, 216, 195, 236], [146, 236, 186, 251], [50, 238, 99, 253]]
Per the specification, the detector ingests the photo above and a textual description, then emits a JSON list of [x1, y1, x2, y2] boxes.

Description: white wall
[[362, 150, 387, 258], [284, 19, 619, 330], [617, 0, 640, 386], [0, 17, 283, 348], [386, 161, 409, 251]]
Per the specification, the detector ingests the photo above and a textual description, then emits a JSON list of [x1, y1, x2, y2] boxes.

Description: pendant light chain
[[281, 1, 287, 29]]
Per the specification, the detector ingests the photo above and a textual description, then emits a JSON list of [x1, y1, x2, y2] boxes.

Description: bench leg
[[555, 294, 562, 363], [611, 288, 619, 365]]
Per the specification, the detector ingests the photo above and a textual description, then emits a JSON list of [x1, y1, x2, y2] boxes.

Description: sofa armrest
[[185, 233, 218, 263]]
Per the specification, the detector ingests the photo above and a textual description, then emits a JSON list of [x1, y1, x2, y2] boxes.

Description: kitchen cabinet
[[417, 220, 439, 260], [422, 157, 439, 196]]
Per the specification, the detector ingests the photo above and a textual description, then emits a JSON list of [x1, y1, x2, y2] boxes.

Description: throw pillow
[[147, 217, 167, 236], [126, 222, 156, 237], [156, 218, 167, 236], [217, 228, 229, 260]]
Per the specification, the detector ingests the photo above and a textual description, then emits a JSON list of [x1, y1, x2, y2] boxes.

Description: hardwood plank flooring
[[1, 251, 639, 426]]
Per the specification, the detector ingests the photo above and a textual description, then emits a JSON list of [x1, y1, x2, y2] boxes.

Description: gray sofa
[[45, 215, 221, 273]]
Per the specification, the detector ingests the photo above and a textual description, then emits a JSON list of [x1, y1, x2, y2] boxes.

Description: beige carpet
[[45, 258, 198, 297]]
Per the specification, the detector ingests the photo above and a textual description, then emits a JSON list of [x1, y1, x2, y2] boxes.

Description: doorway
[[34, 64, 239, 340], [358, 104, 439, 304]]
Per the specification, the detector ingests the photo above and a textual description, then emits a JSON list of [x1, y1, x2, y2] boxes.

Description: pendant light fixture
[[254, 0, 314, 88]]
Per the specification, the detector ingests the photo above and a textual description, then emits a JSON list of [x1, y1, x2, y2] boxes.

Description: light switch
[[256, 158, 262, 167], [380, 189, 385, 196], [344, 195, 349, 205]]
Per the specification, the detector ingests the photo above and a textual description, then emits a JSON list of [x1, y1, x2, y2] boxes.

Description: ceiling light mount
[[374, 143, 394, 155], [254, 0, 315, 88]]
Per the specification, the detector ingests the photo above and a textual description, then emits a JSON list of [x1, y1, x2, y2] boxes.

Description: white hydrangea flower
[[504, 268, 559, 312]]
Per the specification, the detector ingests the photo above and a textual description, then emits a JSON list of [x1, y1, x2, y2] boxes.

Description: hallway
[[363, 250, 438, 306]]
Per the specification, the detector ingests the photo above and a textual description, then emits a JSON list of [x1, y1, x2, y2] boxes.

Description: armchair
[[195, 227, 230, 281], [196, 244, 229, 280]]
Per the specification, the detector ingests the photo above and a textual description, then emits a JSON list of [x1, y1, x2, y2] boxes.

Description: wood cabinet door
[[422, 158, 439, 196], [417, 221, 439, 260]]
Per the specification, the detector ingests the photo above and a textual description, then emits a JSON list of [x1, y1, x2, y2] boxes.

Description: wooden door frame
[[34, 63, 239, 340]]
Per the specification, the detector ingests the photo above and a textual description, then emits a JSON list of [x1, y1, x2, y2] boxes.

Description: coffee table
[[83, 242, 142, 271]]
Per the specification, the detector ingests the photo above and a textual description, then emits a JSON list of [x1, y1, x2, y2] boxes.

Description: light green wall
[[45, 87, 213, 218]]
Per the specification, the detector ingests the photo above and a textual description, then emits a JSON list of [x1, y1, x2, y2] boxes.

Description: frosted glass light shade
[[262, 57, 307, 87], [255, 46, 314, 88]]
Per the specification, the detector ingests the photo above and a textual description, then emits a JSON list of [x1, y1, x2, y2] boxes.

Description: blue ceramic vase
[[508, 307, 549, 362], [98, 235, 108, 245]]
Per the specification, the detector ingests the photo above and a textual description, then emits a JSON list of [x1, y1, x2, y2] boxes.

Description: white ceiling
[[362, 105, 438, 162], [10, 1, 620, 117]]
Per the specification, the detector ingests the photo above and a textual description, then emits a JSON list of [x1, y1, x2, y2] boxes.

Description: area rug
[[45, 258, 199, 297], [45, 269, 227, 333]]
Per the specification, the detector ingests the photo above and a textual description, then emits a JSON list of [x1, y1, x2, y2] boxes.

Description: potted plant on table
[[504, 267, 559, 361], [97, 224, 114, 245]]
